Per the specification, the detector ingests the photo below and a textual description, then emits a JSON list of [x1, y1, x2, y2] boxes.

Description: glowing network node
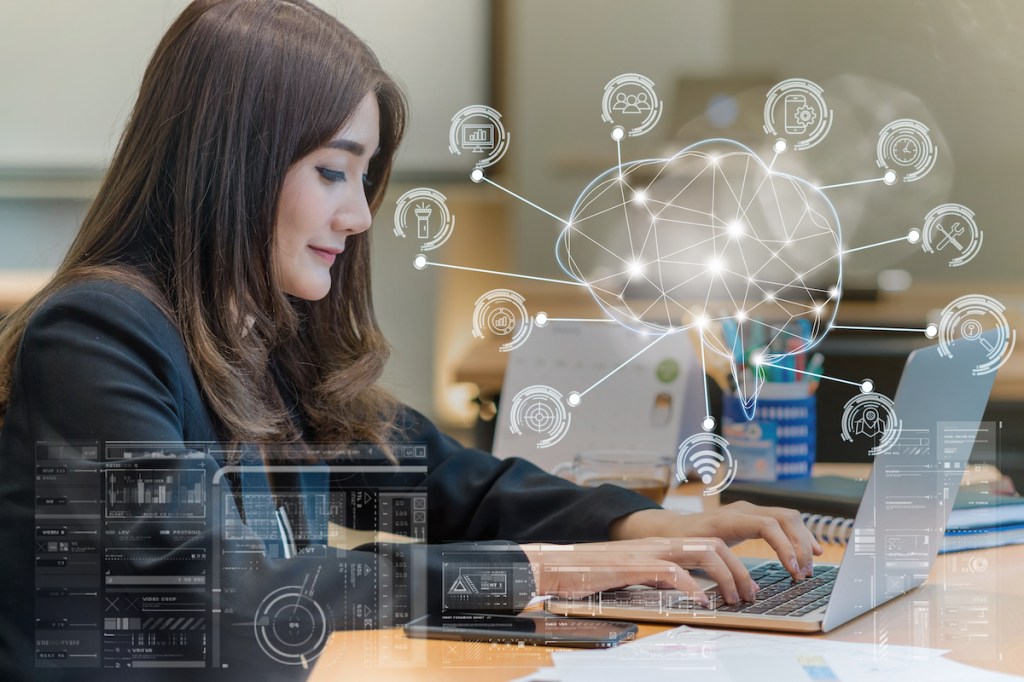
[[701, 416, 717, 432], [413, 254, 428, 270], [907, 228, 922, 244], [611, 125, 625, 141], [883, 170, 898, 185], [632, 190, 647, 204], [860, 380, 874, 394], [567, 391, 582, 407], [774, 139, 788, 153], [535, 312, 549, 327], [925, 322, 938, 339], [470, 168, 484, 183]]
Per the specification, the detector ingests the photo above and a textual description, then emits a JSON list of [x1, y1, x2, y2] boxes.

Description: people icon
[[612, 89, 652, 115], [854, 407, 886, 439]]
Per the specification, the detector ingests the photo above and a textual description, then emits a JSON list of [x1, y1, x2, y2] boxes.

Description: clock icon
[[892, 135, 920, 165]]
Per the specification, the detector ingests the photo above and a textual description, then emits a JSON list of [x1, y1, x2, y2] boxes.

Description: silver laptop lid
[[821, 330, 999, 632]]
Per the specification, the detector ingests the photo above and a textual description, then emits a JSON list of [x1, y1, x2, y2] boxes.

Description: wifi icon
[[676, 433, 736, 496], [689, 450, 725, 485]]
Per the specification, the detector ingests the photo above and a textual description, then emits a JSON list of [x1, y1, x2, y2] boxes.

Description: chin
[[286, 278, 332, 302]]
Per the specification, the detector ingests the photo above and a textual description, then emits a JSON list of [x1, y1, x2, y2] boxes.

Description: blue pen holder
[[722, 383, 816, 480]]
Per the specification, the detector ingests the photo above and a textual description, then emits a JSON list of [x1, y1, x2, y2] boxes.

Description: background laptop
[[547, 331, 1000, 633]]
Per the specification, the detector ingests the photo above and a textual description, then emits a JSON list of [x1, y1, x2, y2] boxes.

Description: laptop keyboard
[[592, 562, 838, 619], [704, 562, 837, 616]]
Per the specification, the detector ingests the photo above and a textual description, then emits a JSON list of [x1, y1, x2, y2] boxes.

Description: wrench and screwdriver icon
[[935, 221, 965, 251]]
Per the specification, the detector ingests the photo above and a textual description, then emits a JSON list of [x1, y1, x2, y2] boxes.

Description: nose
[[332, 188, 373, 236]]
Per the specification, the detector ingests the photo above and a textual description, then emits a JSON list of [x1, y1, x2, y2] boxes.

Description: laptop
[[547, 331, 1000, 633]]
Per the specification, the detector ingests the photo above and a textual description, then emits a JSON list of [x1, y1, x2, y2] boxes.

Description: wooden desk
[[309, 466, 1024, 680], [307, 542, 1024, 681]]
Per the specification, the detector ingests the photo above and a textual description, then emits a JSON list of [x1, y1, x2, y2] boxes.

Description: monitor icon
[[461, 123, 495, 152]]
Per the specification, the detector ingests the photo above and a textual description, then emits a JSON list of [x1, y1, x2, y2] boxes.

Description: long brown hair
[[0, 0, 407, 457]]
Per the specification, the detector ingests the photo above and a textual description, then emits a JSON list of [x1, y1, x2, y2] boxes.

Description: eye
[[362, 173, 375, 188], [316, 166, 346, 183]]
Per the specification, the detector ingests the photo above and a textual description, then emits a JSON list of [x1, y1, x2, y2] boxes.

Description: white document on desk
[[547, 625, 981, 682], [492, 321, 703, 473]]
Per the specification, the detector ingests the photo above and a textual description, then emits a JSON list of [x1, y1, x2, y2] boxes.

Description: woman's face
[[274, 93, 380, 300]]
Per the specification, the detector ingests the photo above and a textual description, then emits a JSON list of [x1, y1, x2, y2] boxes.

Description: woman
[[0, 1, 819, 679]]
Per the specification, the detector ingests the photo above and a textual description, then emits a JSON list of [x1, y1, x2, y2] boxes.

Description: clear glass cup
[[552, 451, 673, 504]]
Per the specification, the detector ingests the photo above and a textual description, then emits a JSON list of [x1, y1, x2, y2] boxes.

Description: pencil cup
[[722, 382, 816, 481]]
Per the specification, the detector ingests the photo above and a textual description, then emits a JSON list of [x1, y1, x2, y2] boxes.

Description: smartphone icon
[[784, 93, 808, 134]]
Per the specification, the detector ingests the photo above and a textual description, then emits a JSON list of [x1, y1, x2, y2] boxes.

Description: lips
[[309, 245, 343, 264]]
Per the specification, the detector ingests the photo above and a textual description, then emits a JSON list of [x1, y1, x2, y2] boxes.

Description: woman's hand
[[519, 536, 759, 607], [609, 501, 824, 581]]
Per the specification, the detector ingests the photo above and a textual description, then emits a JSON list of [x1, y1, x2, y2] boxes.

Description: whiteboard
[[0, 0, 488, 175]]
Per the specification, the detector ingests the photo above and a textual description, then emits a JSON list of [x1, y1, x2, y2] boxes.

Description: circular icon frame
[[449, 105, 510, 169], [676, 432, 736, 496], [840, 392, 902, 456], [472, 289, 534, 352], [394, 188, 455, 251], [763, 78, 833, 150], [876, 118, 938, 183], [921, 203, 982, 268], [601, 73, 663, 137], [508, 384, 572, 449], [938, 294, 1017, 376]]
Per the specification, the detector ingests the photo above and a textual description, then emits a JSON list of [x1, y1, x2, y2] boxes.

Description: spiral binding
[[802, 513, 855, 545]]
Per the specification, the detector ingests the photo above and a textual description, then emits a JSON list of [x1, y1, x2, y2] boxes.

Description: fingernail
[[730, 591, 740, 604], [789, 557, 801, 574], [697, 592, 711, 608], [752, 582, 761, 593]]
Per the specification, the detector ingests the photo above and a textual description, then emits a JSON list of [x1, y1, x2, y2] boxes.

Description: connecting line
[[420, 260, 589, 287], [546, 318, 617, 323], [761, 362, 863, 388], [841, 236, 910, 255], [766, 149, 780, 173], [817, 176, 888, 190], [832, 324, 930, 334], [481, 176, 570, 226], [616, 136, 623, 171], [698, 332, 711, 419], [578, 333, 667, 398]]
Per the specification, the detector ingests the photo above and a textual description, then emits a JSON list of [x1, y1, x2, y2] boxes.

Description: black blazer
[[0, 280, 657, 681]]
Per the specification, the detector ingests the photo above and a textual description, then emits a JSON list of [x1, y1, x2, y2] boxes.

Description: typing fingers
[[673, 537, 754, 604]]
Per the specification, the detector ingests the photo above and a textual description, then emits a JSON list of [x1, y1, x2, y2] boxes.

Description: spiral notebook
[[721, 474, 1024, 552]]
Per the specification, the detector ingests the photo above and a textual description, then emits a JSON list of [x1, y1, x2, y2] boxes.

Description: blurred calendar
[[492, 322, 703, 473]]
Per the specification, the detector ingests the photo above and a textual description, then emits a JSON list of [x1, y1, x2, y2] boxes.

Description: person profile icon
[[854, 407, 886, 439], [634, 91, 652, 112]]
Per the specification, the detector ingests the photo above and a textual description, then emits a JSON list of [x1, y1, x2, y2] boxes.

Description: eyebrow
[[325, 138, 366, 156]]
